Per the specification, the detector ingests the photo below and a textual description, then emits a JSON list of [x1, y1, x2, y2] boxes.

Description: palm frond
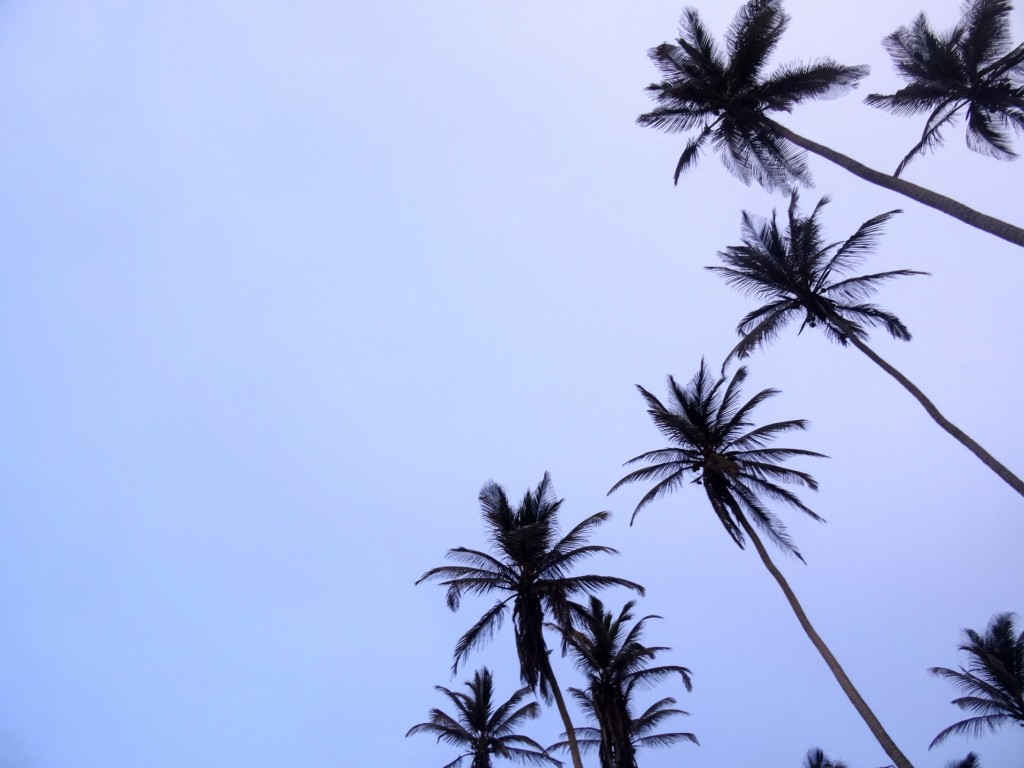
[[929, 612, 1024, 748], [868, 0, 1024, 166], [452, 601, 509, 674]]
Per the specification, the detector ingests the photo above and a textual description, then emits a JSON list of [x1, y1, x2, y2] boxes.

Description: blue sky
[[0, 1, 1022, 767]]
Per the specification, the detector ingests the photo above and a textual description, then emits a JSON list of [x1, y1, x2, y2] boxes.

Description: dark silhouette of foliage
[[406, 667, 561, 768], [803, 747, 849, 768], [416, 473, 644, 768], [548, 596, 696, 768], [707, 192, 1024, 498], [930, 612, 1024, 747], [637, 0, 1024, 248], [610, 362, 824, 558], [637, 0, 865, 191], [610, 362, 915, 768], [866, 0, 1024, 176]]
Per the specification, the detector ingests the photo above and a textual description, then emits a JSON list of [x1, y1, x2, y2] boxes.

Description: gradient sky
[[0, 2, 1022, 767]]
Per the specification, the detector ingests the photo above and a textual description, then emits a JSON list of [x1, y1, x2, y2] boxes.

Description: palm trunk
[[764, 118, 1024, 250], [540, 651, 585, 768], [832, 318, 1024, 499], [730, 507, 915, 768]]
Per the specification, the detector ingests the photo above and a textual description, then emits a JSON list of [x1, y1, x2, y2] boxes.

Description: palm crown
[[416, 473, 644, 697], [550, 596, 696, 768], [406, 667, 561, 768], [637, 0, 867, 189], [930, 612, 1024, 747], [706, 192, 1024, 499], [866, 0, 1024, 176], [707, 193, 926, 362], [609, 361, 825, 560]]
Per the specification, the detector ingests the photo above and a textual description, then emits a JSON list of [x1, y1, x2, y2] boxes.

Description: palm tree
[[548, 596, 696, 768], [707, 193, 1024, 499], [866, 0, 1024, 177], [609, 362, 915, 768], [804, 747, 849, 768], [930, 612, 1024, 747], [636, 0, 1024, 249], [406, 667, 562, 768], [416, 473, 645, 768]]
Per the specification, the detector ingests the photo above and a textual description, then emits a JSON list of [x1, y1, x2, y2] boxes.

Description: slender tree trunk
[[832, 318, 1024, 499], [731, 509, 916, 768], [541, 651, 585, 768], [764, 118, 1024, 250]]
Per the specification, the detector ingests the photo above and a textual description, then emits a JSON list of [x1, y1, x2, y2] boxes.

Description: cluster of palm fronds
[[407, 2, 1024, 768], [410, 473, 697, 768]]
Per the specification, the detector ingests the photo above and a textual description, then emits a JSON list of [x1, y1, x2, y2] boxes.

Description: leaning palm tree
[[416, 473, 645, 768], [406, 667, 562, 768], [930, 612, 1024, 747], [866, 0, 1024, 177], [707, 193, 1024, 499], [548, 596, 696, 768], [609, 362, 915, 768], [637, 0, 1024, 248]]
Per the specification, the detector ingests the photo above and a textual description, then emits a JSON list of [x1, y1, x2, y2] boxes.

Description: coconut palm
[[803, 748, 849, 768], [707, 193, 1024, 499], [416, 473, 645, 768], [609, 362, 915, 768], [406, 667, 562, 768], [636, 0, 1024, 248], [548, 596, 696, 768], [930, 612, 1024, 747], [866, 0, 1024, 177]]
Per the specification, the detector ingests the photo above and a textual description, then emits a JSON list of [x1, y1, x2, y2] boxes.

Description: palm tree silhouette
[[416, 473, 644, 768], [803, 747, 849, 768], [609, 362, 915, 768], [406, 667, 562, 768], [707, 193, 1024, 498], [930, 612, 1024, 747], [866, 0, 1024, 176], [548, 596, 696, 768], [636, 0, 1024, 248]]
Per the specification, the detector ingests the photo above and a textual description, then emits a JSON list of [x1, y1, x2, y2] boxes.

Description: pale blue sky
[[0, 2, 1021, 767]]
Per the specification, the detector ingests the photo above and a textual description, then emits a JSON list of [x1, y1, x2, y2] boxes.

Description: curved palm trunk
[[729, 506, 916, 768], [540, 652, 585, 768], [833, 318, 1024, 499], [764, 118, 1024, 250]]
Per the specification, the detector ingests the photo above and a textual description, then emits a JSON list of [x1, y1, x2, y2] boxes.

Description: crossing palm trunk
[[829, 316, 1024, 499], [765, 118, 1024, 250], [727, 503, 916, 768], [540, 651, 585, 768]]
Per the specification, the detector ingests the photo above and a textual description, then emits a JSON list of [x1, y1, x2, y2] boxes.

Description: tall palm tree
[[866, 0, 1024, 177], [636, 0, 1024, 249], [803, 747, 849, 768], [609, 362, 915, 768], [707, 192, 1024, 499], [930, 612, 1024, 747], [406, 667, 562, 768], [548, 596, 696, 768], [416, 473, 645, 768]]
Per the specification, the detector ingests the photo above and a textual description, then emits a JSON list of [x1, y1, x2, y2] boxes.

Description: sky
[[0, 1, 1022, 767]]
